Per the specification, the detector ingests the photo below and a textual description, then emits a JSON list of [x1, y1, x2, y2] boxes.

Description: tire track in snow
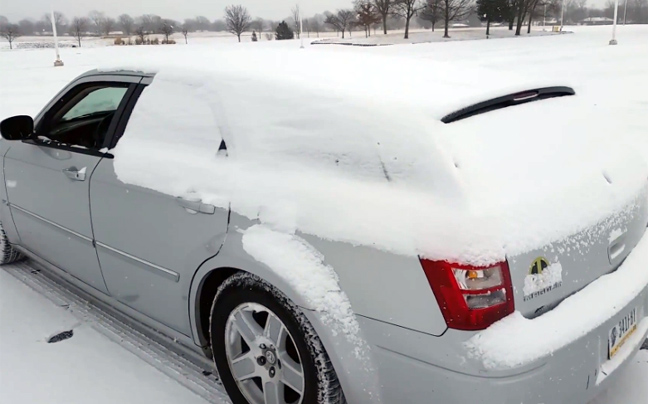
[[2, 260, 231, 404]]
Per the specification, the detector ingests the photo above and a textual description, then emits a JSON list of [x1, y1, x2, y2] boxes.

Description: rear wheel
[[210, 272, 345, 404], [0, 222, 22, 265]]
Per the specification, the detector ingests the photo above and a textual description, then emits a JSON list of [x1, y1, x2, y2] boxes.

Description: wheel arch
[[188, 219, 384, 403]]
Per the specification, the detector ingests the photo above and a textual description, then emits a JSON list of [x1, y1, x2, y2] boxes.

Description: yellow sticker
[[529, 257, 550, 275]]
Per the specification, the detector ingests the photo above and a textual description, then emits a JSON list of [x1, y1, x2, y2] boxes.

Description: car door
[[3, 74, 140, 294], [90, 80, 229, 336]]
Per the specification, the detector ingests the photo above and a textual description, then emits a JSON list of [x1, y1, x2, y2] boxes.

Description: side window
[[38, 83, 130, 150]]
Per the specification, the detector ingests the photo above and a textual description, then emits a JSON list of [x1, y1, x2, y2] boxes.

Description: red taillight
[[420, 259, 515, 331]]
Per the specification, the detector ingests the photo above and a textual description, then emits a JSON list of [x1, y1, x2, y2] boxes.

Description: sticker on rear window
[[523, 257, 563, 301]]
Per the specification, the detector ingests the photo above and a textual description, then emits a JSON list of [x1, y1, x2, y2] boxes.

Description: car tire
[[210, 272, 345, 404], [0, 222, 22, 265]]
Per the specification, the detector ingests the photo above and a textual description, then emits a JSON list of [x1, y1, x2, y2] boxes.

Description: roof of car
[[94, 45, 560, 120]]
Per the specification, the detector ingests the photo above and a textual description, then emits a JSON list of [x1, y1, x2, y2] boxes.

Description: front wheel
[[210, 272, 345, 404]]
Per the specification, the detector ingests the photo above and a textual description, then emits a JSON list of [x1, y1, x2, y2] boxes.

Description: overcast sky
[[2, 0, 355, 22], [3, 0, 610, 22]]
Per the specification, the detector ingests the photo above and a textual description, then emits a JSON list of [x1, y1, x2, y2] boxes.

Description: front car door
[[90, 77, 230, 336], [3, 74, 140, 293]]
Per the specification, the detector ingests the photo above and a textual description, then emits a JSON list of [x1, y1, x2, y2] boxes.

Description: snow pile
[[465, 231, 648, 370], [241, 225, 365, 350]]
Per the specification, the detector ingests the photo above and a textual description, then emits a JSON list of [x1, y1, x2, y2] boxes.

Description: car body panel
[[302, 234, 448, 336], [90, 142, 229, 337], [3, 141, 108, 292]]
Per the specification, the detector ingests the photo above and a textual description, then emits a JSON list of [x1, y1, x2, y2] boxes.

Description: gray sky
[[1, 0, 353, 22], [2, 0, 610, 22]]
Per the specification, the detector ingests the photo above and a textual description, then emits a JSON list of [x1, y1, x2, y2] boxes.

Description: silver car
[[1, 69, 647, 404]]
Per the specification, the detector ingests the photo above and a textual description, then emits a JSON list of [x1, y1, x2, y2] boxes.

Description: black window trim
[[105, 83, 147, 150], [24, 79, 143, 159]]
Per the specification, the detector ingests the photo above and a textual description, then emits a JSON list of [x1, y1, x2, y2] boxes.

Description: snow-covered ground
[[1, 25, 648, 404]]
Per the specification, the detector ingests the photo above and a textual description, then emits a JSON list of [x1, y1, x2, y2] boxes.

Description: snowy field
[[1, 25, 648, 404]]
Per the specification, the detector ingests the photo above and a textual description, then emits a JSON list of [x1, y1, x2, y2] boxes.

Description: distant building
[[581, 17, 614, 25]]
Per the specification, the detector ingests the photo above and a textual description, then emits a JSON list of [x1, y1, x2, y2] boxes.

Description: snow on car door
[[89, 81, 229, 336]]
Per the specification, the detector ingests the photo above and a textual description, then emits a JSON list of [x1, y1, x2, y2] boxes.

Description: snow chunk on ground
[[241, 225, 364, 350], [465, 232, 648, 370]]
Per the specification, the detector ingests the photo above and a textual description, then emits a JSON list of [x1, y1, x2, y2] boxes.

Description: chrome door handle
[[176, 197, 215, 215], [62, 167, 86, 181]]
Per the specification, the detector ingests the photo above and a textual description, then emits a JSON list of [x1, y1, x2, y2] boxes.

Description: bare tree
[[18, 19, 35, 36], [527, 0, 542, 33], [393, 0, 425, 38], [250, 18, 265, 39], [1, 23, 21, 49], [440, 0, 472, 38], [102, 17, 116, 35], [291, 4, 302, 38], [224, 5, 251, 42], [69, 17, 88, 47], [324, 9, 356, 38], [212, 19, 227, 31], [137, 14, 161, 34], [135, 27, 147, 43], [181, 21, 192, 44], [159, 19, 175, 42], [309, 17, 323, 37], [373, 0, 393, 33], [118, 14, 134, 36], [419, 0, 443, 31], [355, 1, 382, 37], [195, 16, 211, 31], [88, 10, 106, 35], [44, 11, 67, 34]]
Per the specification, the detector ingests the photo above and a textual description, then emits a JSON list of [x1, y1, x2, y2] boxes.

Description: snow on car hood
[[108, 47, 648, 265]]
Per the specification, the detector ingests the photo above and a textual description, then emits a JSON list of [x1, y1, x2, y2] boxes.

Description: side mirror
[[1, 115, 34, 141]]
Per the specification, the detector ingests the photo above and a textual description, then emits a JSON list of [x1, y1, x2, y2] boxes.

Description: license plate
[[608, 307, 637, 359]]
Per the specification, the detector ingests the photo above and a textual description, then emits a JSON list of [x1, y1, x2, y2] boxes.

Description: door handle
[[62, 167, 87, 181], [176, 197, 215, 215]]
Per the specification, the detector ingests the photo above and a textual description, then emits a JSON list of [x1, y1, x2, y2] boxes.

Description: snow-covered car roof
[[100, 47, 648, 264]]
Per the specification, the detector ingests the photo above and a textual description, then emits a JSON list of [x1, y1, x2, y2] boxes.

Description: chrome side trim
[[10, 204, 93, 243], [95, 241, 180, 282]]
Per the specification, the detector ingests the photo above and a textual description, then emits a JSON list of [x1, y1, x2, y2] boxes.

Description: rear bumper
[[355, 233, 648, 403], [362, 295, 647, 403]]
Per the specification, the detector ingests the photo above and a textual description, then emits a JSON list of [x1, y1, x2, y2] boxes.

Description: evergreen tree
[[275, 20, 294, 40]]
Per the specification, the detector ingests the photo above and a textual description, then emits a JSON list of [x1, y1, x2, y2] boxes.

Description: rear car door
[[3, 74, 140, 293], [90, 79, 229, 336]]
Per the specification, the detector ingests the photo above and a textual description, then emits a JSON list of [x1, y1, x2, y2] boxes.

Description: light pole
[[300, 13, 304, 49], [623, 0, 628, 25], [560, 0, 565, 32], [610, 0, 619, 45], [50, 9, 64, 66]]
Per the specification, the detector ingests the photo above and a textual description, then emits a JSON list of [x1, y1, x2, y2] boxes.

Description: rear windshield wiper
[[441, 86, 575, 124]]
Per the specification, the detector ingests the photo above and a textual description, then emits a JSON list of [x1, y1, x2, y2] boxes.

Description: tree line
[[1, 0, 646, 49]]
